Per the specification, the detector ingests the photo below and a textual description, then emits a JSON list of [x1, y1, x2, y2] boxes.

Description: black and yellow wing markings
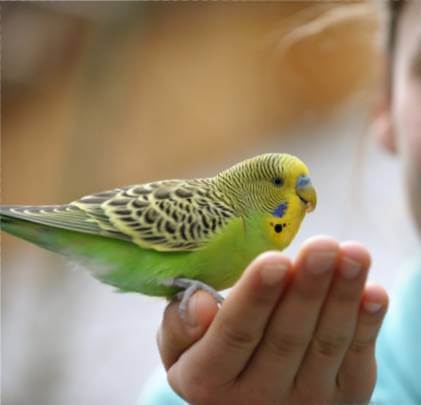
[[1, 180, 237, 252]]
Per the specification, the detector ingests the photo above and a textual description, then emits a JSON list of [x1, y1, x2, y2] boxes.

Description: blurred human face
[[390, 0, 421, 235]]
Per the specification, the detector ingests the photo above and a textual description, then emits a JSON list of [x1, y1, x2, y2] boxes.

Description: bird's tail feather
[[1, 211, 67, 253], [1, 206, 162, 295]]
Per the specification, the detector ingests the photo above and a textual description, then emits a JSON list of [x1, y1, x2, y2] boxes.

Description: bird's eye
[[272, 177, 283, 187]]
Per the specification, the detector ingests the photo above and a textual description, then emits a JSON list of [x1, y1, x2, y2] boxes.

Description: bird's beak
[[296, 175, 317, 213]]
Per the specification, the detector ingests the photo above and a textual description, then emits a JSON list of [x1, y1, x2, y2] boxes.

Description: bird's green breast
[[94, 214, 279, 297], [93, 210, 300, 297]]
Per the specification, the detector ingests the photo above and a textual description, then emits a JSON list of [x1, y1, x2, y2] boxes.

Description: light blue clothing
[[138, 367, 184, 405], [372, 256, 421, 405], [139, 257, 421, 405]]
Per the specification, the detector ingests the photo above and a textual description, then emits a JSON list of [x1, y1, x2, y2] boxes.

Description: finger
[[296, 241, 371, 396], [244, 236, 339, 391], [158, 291, 218, 370], [337, 283, 388, 401], [168, 252, 291, 394]]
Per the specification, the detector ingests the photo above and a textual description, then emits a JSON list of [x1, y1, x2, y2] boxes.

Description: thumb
[[157, 291, 219, 370]]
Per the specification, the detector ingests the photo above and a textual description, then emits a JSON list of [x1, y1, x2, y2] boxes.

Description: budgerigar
[[0, 153, 316, 315]]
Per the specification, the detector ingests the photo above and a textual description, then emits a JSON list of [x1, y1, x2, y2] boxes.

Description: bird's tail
[[0, 204, 140, 265], [1, 206, 69, 253], [1, 205, 157, 294]]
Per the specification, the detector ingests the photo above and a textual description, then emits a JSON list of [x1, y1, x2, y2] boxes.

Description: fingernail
[[306, 252, 336, 274], [260, 262, 288, 286], [186, 294, 198, 328], [364, 301, 383, 313], [340, 258, 363, 280]]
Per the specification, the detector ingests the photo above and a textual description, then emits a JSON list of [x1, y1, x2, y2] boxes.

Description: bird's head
[[217, 153, 316, 214], [216, 153, 316, 246]]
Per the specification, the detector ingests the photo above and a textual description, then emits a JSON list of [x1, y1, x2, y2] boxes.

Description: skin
[[157, 238, 388, 404], [157, 1, 421, 403], [374, 0, 421, 234]]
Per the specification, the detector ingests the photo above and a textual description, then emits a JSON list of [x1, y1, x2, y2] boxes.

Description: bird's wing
[[1, 181, 236, 252], [0, 201, 132, 241], [1, 204, 110, 233], [71, 179, 236, 251]]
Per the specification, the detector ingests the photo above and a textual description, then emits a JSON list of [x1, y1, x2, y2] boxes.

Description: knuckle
[[330, 287, 357, 304], [186, 377, 217, 404], [292, 386, 326, 405], [218, 324, 258, 352], [361, 312, 384, 327], [187, 385, 214, 404], [349, 336, 376, 355], [312, 333, 349, 358], [169, 370, 214, 405], [265, 332, 308, 358], [252, 289, 278, 306], [295, 282, 324, 302]]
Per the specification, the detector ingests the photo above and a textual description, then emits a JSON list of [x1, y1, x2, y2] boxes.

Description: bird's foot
[[161, 278, 224, 321]]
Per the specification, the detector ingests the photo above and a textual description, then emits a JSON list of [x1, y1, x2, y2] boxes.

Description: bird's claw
[[161, 278, 224, 321]]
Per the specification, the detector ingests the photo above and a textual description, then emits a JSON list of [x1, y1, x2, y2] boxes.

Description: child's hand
[[157, 236, 388, 404]]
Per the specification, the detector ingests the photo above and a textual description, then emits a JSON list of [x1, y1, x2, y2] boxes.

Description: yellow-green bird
[[0, 153, 316, 315]]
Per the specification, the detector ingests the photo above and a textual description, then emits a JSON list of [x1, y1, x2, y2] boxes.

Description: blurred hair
[[388, 0, 405, 53]]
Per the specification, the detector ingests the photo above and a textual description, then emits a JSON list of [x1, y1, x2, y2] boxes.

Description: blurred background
[[1, 2, 419, 404]]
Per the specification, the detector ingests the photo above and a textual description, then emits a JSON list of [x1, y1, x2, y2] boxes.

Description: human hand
[[157, 236, 388, 404]]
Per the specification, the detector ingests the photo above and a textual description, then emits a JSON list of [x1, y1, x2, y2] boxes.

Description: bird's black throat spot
[[274, 224, 283, 233]]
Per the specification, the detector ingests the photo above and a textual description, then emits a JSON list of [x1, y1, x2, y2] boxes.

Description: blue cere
[[296, 175, 311, 189], [272, 202, 287, 218]]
